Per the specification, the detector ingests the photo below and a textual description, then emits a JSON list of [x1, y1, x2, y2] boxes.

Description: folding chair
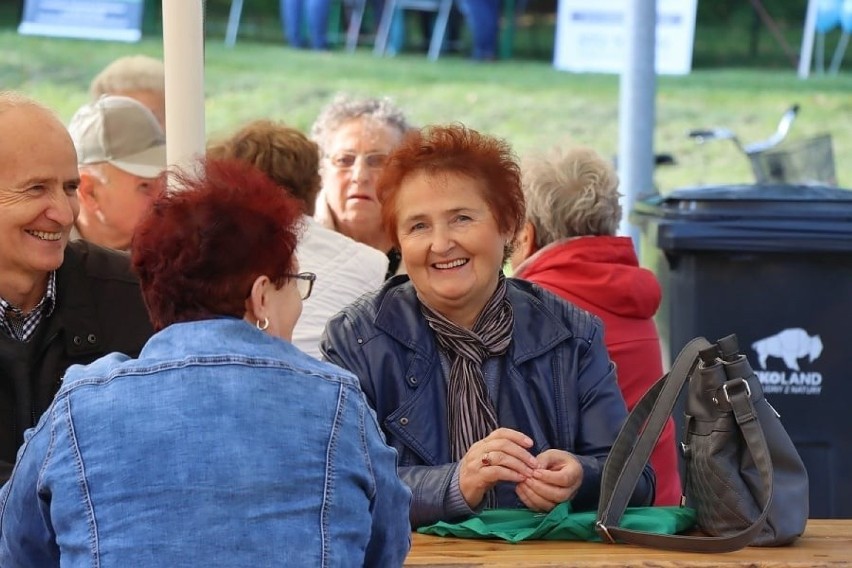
[[225, 0, 245, 47], [345, 0, 368, 52], [373, 0, 454, 61]]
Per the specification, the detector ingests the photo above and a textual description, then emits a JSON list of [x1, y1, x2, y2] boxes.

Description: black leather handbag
[[596, 334, 809, 553]]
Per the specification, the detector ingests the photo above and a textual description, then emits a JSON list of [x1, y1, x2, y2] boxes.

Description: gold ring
[[481, 452, 491, 467]]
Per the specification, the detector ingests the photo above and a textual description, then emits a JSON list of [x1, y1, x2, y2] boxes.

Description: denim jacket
[[0, 318, 411, 567], [322, 277, 655, 528]]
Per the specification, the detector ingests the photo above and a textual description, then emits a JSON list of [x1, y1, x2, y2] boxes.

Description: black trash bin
[[632, 183, 852, 519]]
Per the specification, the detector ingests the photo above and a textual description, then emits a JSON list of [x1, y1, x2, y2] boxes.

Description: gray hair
[[309, 93, 410, 153], [521, 146, 622, 248], [89, 55, 165, 99]]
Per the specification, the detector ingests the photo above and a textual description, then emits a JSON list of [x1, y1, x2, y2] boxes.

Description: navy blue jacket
[[322, 276, 655, 527]]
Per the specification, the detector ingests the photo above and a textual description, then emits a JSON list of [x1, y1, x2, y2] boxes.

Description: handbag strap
[[596, 337, 775, 553], [596, 337, 709, 532]]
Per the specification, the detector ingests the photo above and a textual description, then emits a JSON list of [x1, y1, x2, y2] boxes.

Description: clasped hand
[[458, 427, 583, 512]]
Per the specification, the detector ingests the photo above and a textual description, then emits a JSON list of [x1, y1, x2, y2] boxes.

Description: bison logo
[[751, 328, 823, 371]]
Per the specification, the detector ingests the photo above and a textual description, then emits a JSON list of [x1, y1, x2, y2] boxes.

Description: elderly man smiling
[[0, 92, 153, 482]]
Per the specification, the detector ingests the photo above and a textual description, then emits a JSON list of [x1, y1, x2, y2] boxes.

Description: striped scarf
[[420, 274, 514, 466]]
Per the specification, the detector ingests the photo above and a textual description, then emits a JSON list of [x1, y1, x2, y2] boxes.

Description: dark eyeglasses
[[286, 272, 316, 300], [327, 152, 388, 170]]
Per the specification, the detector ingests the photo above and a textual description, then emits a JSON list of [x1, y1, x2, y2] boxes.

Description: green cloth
[[418, 504, 696, 543]]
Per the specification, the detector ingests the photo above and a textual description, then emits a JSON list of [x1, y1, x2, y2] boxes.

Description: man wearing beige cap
[[69, 95, 167, 250]]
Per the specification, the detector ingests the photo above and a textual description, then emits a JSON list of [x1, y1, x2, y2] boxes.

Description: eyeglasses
[[286, 272, 316, 300], [327, 152, 388, 170]]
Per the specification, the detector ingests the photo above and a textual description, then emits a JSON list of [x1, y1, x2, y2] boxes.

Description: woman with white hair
[[511, 145, 682, 506], [311, 93, 411, 278]]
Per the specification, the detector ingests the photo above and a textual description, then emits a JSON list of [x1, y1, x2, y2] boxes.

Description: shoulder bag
[[596, 334, 809, 552]]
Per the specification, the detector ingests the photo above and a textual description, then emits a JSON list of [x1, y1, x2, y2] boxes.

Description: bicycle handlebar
[[685, 104, 837, 185], [688, 104, 800, 157], [688, 129, 716, 139], [742, 104, 799, 155], [688, 127, 736, 141]]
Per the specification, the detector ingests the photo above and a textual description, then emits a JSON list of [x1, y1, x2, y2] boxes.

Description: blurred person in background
[[322, 125, 655, 528], [208, 119, 387, 358], [89, 55, 166, 129], [459, 0, 499, 61], [68, 95, 167, 251], [511, 145, 681, 506], [281, 0, 331, 50], [0, 158, 411, 566], [0, 91, 152, 484], [311, 93, 411, 278]]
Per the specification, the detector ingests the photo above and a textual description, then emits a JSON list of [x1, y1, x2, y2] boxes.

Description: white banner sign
[[18, 0, 145, 42], [554, 0, 698, 75]]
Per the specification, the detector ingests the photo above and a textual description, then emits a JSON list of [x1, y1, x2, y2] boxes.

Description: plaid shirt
[[0, 271, 57, 342]]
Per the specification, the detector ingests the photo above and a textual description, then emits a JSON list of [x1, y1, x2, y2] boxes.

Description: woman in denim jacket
[[0, 159, 411, 567], [321, 125, 655, 529]]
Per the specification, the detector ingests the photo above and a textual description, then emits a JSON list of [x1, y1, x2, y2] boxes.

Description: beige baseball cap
[[68, 95, 166, 178]]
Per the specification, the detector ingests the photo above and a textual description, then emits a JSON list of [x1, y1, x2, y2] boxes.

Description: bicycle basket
[[748, 134, 837, 185]]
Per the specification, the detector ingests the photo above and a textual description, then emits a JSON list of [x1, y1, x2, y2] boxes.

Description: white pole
[[798, 0, 819, 79], [162, 0, 206, 181], [617, 0, 656, 255]]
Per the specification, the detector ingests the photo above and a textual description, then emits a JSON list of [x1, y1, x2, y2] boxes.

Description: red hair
[[132, 158, 303, 330], [377, 123, 524, 249]]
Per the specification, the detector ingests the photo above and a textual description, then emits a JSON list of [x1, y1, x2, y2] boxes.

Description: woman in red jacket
[[511, 145, 682, 506]]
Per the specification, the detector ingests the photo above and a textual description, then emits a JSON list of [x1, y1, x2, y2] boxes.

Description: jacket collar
[[514, 236, 661, 319], [139, 318, 301, 360], [373, 277, 573, 365], [51, 243, 105, 357]]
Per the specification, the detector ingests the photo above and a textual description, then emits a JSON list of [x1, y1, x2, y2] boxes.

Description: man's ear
[[76, 172, 100, 214]]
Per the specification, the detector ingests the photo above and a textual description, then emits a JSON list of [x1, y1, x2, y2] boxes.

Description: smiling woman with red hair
[[0, 158, 411, 567], [321, 124, 655, 529]]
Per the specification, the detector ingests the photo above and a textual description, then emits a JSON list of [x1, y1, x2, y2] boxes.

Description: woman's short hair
[[310, 93, 410, 154], [377, 123, 524, 250], [132, 158, 303, 331], [522, 146, 622, 248], [89, 55, 165, 99], [207, 120, 321, 215]]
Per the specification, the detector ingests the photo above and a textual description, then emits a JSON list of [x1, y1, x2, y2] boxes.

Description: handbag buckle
[[721, 378, 751, 404], [595, 521, 616, 544]]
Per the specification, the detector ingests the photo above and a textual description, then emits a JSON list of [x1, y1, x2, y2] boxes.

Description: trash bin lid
[[631, 184, 852, 253]]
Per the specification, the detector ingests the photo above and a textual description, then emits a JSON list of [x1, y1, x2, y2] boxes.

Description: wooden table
[[405, 519, 852, 567]]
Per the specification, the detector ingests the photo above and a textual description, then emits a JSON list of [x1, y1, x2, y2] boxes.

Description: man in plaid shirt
[[0, 92, 153, 482]]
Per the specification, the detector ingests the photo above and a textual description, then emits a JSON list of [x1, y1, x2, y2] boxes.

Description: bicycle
[[688, 104, 837, 186]]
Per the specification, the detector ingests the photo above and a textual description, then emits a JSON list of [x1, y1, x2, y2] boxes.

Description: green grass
[[1, 27, 850, 192]]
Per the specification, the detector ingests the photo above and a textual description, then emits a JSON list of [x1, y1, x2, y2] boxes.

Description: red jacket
[[514, 235, 682, 505]]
